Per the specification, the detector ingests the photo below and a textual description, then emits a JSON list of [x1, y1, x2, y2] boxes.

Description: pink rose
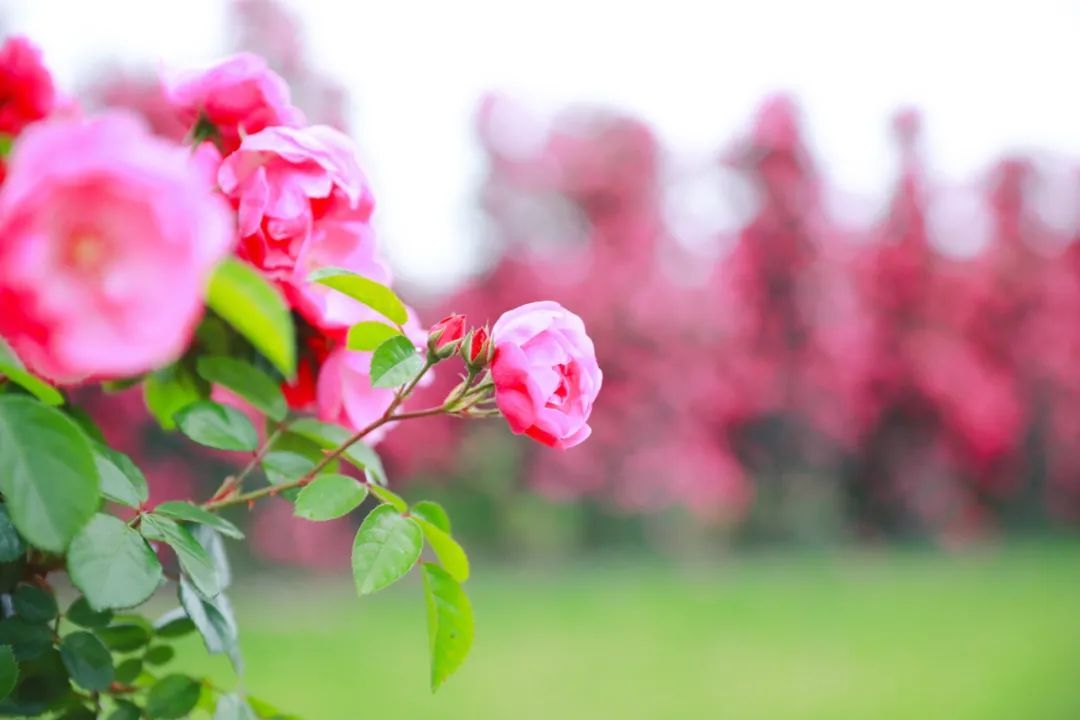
[[0, 36, 56, 136], [0, 112, 233, 382], [217, 124, 374, 280], [163, 52, 304, 152], [491, 301, 602, 449]]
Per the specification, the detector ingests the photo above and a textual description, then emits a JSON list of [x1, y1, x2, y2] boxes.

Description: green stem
[[206, 423, 287, 504]]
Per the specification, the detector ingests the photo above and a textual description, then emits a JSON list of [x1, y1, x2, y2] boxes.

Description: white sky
[[4, 0, 1079, 290]]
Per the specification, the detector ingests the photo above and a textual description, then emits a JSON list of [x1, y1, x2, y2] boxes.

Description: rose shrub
[[0, 40, 599, 718]]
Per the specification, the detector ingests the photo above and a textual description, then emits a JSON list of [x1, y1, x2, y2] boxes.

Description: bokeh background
[[5, 1, 1080, 717]]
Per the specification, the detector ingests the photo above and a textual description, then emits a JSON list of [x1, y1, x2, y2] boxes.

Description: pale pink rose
[[0, 112, 234, 382], [217, 125, 374, 281], [162, 52, 304, 152], [491, 301, 601, 449]]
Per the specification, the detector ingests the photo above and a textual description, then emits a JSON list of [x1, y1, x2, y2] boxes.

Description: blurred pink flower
[[316, 347, 397, 445], [0, 36, 56, 136], [0, 112, 233, 382], [491, 301, 602, 449], [163, 52, 304, 151]]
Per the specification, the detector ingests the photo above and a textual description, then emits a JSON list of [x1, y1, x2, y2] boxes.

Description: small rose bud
[[427, 314, 467, 358], [463, 326, 491, 369]]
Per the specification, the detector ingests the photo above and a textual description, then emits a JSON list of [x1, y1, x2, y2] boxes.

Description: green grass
[[173, 542, 1080, 719]]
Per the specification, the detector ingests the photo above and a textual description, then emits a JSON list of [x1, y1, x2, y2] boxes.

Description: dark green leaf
[[415, 519, 470, 583], [0, 649, 67, 716], [59, 631, 114, 691], [0, 645, 16, 702], [152, 501, 244, 540], [207, 258, 296, 378], [153, 609, 195, 639], [68, 514, 162, 611], [294, 474, 368, 521], [146, 674, 201, 719], [0, 619, 51, 660], [13, 583, 57, 623], [144, 645, 175, 666], [286, 418, 386, 484], [411, 500, 451, 533], [140, 515, 222, 598], [0, 396, 100, 552], [144, 363, 209, 430], [308, 267, 408, 325], [93, 444, 149, 509], [0, 505, 24, 562], [113, 657, 142, 684], [351, 505, 422, 596], [174, 401, 258, 452], [215, 693, 257, 720], [346, 321, 403, 351], [370, 484, 408, 512], [66, 597, 113, 629], [422, 563, 475, 691], [196, 356, 287, 422], [369, 336, 424, 389], [108, 699, 142, 720], [96, 624, 151, 654]]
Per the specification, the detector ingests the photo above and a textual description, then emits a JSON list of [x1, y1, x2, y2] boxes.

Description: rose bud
[[427, 314, 467, 358], [463, 326, 491, 370]]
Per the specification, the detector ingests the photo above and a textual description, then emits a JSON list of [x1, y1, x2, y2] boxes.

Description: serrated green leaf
[[95, 623, 151, 654], [68, 515, 162, 611], [308, 267, 408, 325], [0, 396, 100, 552], [0, 645, 16, 702], [152, 501, 243, 540], [146, 674, 201, 719], [12, 583, 57, 623], [140, 515, 222, 598], [0, 648, 66, 716], [370, 484, 408, 512], [346, 321, 403, 351], [144, 363, 208, 430], [422, 563, 474, 691], [174, 400, 258, 452], [178, 577, 240, 671], [0, 506, 24, 563], [66, 597, 113, 629], [0, 619, 50, 660], [59, 631, 113, 691], [93, 444, 149, 509], [208, 258, 296, 378], [415, 519, 470, 583], [294, 474, 368, 521], [411, 500, 451, 533], [369, 336, 424, 389], [196, 356, 287, 422], [351, 505, 422, 596]]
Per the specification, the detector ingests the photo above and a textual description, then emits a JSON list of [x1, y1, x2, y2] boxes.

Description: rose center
[[66, 233, 107, 273]]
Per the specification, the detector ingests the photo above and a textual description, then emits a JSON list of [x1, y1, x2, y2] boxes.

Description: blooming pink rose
[[491, 301, 601, 449], [0, 36, 56, 136], [0, 112, 233, 382], [163, 52, 304, 152], [217, 124, 374, 280]]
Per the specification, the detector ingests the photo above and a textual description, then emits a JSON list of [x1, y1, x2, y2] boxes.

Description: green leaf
[[346, 321, 403, 351], [144, 363, 208, 430], [208, 258, 296, 378], [59, 631, 114, 692], [113, 657, 142, 684], [415, 519, 470, 583], [0, 396, 100, 552], [192, 525, 232, 591], [0, 364, 63, 406], [196, 356, 287, 422], [308, 267, 408, 325], [0, 619, 50, 660], [146, 674, 201, 719], [12, 584, 57, 623], [93, 444, 149, 509], [422, 563, 475, 691], [0, 505, 24, 562], [287, 418, 386, 485], [144, 645, 175, 666], [0, 645, 16, 702], [178, 577, 240, 670], [370, 484, 408, 512], [67, 514, 163, 611], [215, 694, 257, 720], [174, 400, 258, 452], [369, 336, 424, 389], [153, 609, 195, 639], [66, 597, 113, 629], [412, 500, 451, 533], [0, 649, 66, 716], [108, 700, 141, 720], [140, 515, 222, 598], [152, 501, 244, 540], [95, 623, 151, 653], [351, 505, 422, 596], [294, 474, 368, 521]]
